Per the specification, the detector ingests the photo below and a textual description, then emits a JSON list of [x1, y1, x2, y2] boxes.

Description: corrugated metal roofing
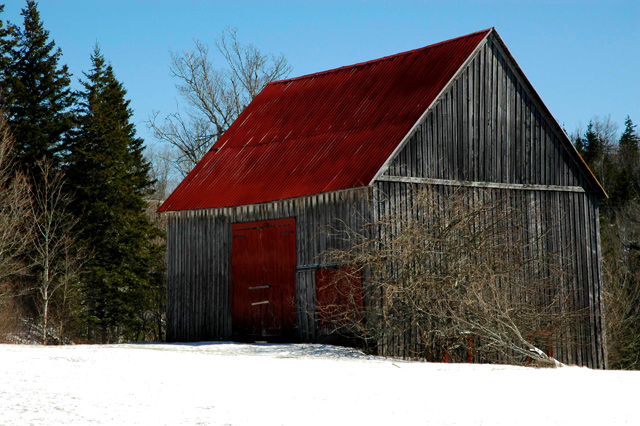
[[159, 29, 491, 211]]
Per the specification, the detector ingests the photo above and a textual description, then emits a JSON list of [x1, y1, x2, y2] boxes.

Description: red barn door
[[231, 218, 296, 339]]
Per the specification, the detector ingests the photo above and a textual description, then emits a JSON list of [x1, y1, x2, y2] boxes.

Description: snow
[[0, 342, 637, 425]]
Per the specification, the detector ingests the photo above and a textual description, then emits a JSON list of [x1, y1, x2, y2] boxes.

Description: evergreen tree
[[573, 133, 585, 157], [0, 5, 17, 95], [609, 167, 635, 206], [65, 46, 158, 343], [619, 116, 639, 153], [1, 1, 74, 173], [618, 116, 640, 195], [582, 121, 601, 167], [581, 119, 620, 206]]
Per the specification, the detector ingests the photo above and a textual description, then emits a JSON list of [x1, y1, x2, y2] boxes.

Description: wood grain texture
[[165, 188, 372, 343], [377, 33, 605, 368]]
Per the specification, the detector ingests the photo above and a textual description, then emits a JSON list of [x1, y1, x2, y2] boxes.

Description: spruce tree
[[582, 121, 601, 167], [1, 1, 74, 173], [66, 46, 158, 343], [619, 116, 639, 151], [0, 5, 17, 95], [618, 116, 640, 194], [581, 120, 618, 202]]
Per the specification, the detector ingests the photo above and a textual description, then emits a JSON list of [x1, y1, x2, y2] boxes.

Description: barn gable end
[[379, 31, 602, 194], [372, 31, 605, 367]]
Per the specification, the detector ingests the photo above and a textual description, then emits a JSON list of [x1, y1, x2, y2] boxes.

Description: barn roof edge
[[268, 28, 493, 87]]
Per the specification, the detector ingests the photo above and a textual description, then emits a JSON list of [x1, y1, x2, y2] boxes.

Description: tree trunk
[[42, 296, 48, 345]]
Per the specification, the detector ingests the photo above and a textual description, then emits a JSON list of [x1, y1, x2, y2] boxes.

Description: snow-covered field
[[0, 342, 637, 425]]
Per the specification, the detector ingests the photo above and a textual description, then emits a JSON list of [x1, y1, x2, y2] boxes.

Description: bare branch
[[0, 112, 31, 282], [148, 29, 291, 176], [28, 160, 87, 344], [318, 186, 583, 366]]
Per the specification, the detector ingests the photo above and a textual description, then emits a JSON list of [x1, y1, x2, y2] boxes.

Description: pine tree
[[1, 1, 74, 173], [581, 119, 621, 203], [609, 167, 635, 206], [65, 46, 158, 343]]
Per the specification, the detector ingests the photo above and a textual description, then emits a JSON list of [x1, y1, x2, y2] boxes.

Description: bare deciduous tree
[[29, 160, 86, 344], [318, 187, 582, 366], [0, 112, 32, 339], [52, 233, 88, 341], [601, 198, 640, 369], [144, 143, 176, 201], [0, 113, 31, 282], [149, 28, 292, 176]]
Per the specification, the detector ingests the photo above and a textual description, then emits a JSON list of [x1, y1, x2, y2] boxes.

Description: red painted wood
[[315, 268, 363, 329], [231, 218, 296, 338]]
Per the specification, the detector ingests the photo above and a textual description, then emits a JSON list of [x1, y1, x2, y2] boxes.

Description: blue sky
[[3, 0, 639, 145]]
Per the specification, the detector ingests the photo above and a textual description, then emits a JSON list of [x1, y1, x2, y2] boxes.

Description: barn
[[158, 28, 607, 368]]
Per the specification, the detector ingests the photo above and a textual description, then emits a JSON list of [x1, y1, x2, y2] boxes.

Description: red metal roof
[[159, 29, 491, 211]]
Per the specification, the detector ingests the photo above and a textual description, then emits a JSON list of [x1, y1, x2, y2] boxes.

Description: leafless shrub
[[318, 186, 582, 366], [603, 266, 640, 369], [601, 202, 640, 369]]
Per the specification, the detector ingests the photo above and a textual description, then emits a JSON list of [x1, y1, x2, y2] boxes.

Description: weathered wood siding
[[373, 182, 604, 368], [384, 34, 590, 190], [165, 188, 372, 343], [376, 33, 605, 368]]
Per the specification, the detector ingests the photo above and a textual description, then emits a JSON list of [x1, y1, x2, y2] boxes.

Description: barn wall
[[165, 188, 372, 343], [373, 182, 605, 368], [377, 33, 605, 368]]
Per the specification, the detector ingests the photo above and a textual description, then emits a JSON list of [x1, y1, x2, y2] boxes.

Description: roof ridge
[[270, 28, 492, 86]]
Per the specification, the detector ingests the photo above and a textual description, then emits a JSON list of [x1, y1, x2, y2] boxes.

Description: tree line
[[0, 1, 162, 343], [0, 1, 289, 344], [573, 116, 640, 369]]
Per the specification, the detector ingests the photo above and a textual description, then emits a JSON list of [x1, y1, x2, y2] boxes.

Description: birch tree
[[29, 160, 82, 344]]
